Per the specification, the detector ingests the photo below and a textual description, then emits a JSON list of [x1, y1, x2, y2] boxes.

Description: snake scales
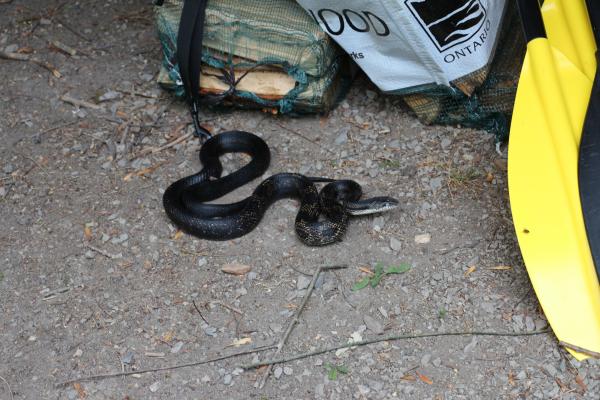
[[162, 131, 398, 246]]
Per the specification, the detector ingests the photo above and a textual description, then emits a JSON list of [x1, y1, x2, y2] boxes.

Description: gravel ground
[[1, 1, 599, 399]]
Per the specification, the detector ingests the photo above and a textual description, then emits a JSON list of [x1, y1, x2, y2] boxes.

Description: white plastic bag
[[295, 0, 507, 93]]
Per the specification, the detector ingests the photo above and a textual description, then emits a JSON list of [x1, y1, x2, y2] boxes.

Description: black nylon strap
[[177, 0, 211, 139]]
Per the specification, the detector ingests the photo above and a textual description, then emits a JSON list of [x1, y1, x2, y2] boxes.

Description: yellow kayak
[[509, 0, 600, 359]]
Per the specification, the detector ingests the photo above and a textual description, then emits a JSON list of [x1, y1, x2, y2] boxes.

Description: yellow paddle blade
[[508, 0, 599, 359]]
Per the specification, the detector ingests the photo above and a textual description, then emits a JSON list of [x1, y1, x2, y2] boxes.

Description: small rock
[[414, 233, 431, 244], [315, 384, 325, 397], [283, 366, 293, 375], [84, 250, 95, 259], [516, 370, 527, 380], [4, 44, 18, 53], [247, 271, 258, 281], [543, 364, 557, 377], [221, 262, 252, 275], [171, 341, 184, 354], [140, 73, 154, 82], [270, 323, 283, 333], [201, 375, 211, 383], [0, 186, 6, 197], [363, 315, 384, 335], [429, 177, 443, 192], [149, 381, 160, 392], [274, 367, 283, 379], [390, 237, 402, 252], [296, 275, 311, 290], [111, 233, 128, 244], [525, 316, 535, 332], [368, 380, 384, 392], [66, 389, 78, 400], [420, 354, 431, 366], [203, 325, 217, 337], [440, 137, 452, 149], [73, 348, 83, 358], [98, 90, 121, 102], [334, 127, 349, 145], [223, 374, 232, 385], [463, 338, 477, 353], [357, 385, 370, 395], [432, 357, 441, 367], [372, 216, 385, 232], [121, 351, 134, 364], [3, 164, 14, 174], [197, 257, 207, 267]]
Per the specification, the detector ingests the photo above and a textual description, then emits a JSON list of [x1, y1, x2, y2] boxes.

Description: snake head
[[346, 196, 399, 216]]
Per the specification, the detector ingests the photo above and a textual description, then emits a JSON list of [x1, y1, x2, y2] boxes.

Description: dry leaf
[[555, 377, 568, 391], [508, 371, 516, 386], [358, 266, 375, 276], [17, 46, 34, 54], [83, 226, 92, 241], [464, 265, 476, 276], [122, 172, 136, 181], [417, 372, 433, 385], [136, 162, 164, 177], [489, 265, 512, 270], [73, 382, 86, 399], [575, 374, 587, 392], [399, 374, 416, 382], [116, 110, 128, 119], [161, 331, 174, 343], [221, 263, 252, 275], [229, 337, 252, 347], [493, 158, 508, 171], [486, 172, 494, 183], [172, 230, 184, 240]]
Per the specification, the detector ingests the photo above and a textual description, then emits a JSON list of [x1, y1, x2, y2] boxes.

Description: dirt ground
[[1, 1, 599, 399]]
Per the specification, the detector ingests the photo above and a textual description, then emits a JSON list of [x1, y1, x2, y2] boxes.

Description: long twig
[[55, 344, 276, 387], [274, 121, 334, 155], [559, 341, 600, 358], [210, 300, 244, 315], [244, 328, 551, 370], [0, 375, 13, 400], [0, 50, 61, 77], [192, 300, 209, 324], [133, 131, 192, 159], [256, 264, 347, 388], [84, 243, 120, 259], [60, 94, 103, 111]]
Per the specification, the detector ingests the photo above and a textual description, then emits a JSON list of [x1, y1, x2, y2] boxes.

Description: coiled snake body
[[163, 131, 398, 246]]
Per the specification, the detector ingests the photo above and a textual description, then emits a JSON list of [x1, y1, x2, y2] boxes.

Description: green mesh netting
[[397, 2, 525, 141], [154, 0, 352, 114]]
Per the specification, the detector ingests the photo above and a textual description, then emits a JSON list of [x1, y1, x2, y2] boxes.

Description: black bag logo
[[405, 0, 487, 52]]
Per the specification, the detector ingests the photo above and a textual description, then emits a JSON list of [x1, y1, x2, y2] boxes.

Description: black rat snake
[[163, 131, 398, 246]]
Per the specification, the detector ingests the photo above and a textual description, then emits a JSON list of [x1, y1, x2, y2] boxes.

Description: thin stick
[[210, 300, 244, 315], [133, 131, 192, 158], [559, 341, 600, 358], [192, 300, 209, 324], [42, 120, 79, 135], [274, 121, 334, 155], [257, 264, 347, 388], [60, 94, 103, 110], [244, 328, 551, 370], [0, 375, 13, 400], [84, 243, 120, 259], [0, 50, 61, 78], [55, 344, 276, 387]]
